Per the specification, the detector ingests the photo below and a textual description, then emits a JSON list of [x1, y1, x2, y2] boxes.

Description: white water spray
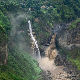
[[28, 20, 41, 59]]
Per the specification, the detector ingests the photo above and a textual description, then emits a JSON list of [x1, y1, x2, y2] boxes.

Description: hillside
[[0, 0, 80, 80]]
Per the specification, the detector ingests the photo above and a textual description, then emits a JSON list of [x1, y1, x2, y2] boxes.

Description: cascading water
[[28, 20, 41, 59]]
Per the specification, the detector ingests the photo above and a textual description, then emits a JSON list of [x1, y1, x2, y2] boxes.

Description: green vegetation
[[60, 48, 80, 70], [0, 3, 42, 79], [69, 59, 80, 70], [69, 18, 80, 29], [0, 9, 10, 32], [1, 0, 80, 43], [0, 0, 80, 79], [0, 26, 6, 43], [0, 0, 80, 22], [0, 9, 10, 44], [0, 50, 42, 80]]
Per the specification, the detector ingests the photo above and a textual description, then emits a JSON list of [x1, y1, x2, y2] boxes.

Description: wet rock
[[45, 34, 58, 59], [54, 54, 66, 66]]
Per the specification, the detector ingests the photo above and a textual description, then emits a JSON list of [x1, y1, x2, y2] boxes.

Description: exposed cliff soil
[[45, 34, 58, 59], [39, 53, 79, 80], [39, 23, 80, 79], [57, 24, 80, 49]]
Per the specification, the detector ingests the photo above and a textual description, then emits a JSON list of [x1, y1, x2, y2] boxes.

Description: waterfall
[[28, 20, 41, 59]]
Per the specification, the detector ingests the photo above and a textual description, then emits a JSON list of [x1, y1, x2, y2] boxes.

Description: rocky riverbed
[[39, 55, 80, 80]]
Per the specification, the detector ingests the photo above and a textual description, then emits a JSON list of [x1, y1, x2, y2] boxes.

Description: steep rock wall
[[45, 34, 58, 59]]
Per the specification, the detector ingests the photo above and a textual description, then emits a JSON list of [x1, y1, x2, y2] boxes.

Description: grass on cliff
[[0, 50, 42, 80], [60, 48, 80, 70], [69, 18, 80, 30]]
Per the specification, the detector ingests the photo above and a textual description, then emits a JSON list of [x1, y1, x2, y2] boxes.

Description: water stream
[[28, 20, 41, 59]]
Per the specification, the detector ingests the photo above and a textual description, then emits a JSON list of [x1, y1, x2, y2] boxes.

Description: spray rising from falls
[[28, 20, 41, 59]]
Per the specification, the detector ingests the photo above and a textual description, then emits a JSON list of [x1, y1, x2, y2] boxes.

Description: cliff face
[[54, 23, 80, 70], [57, 25, 80, 49], [45, 34, 58, 59], [68, 26, 80, 44]]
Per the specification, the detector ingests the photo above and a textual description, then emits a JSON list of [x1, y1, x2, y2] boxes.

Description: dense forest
[[0, 0, 80, 80]]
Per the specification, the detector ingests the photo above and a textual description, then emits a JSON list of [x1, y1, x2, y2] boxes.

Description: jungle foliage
[[0, 0, 80, 79]]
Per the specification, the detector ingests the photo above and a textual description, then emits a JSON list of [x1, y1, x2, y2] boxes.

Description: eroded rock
[[45, 34, 58, 59]]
